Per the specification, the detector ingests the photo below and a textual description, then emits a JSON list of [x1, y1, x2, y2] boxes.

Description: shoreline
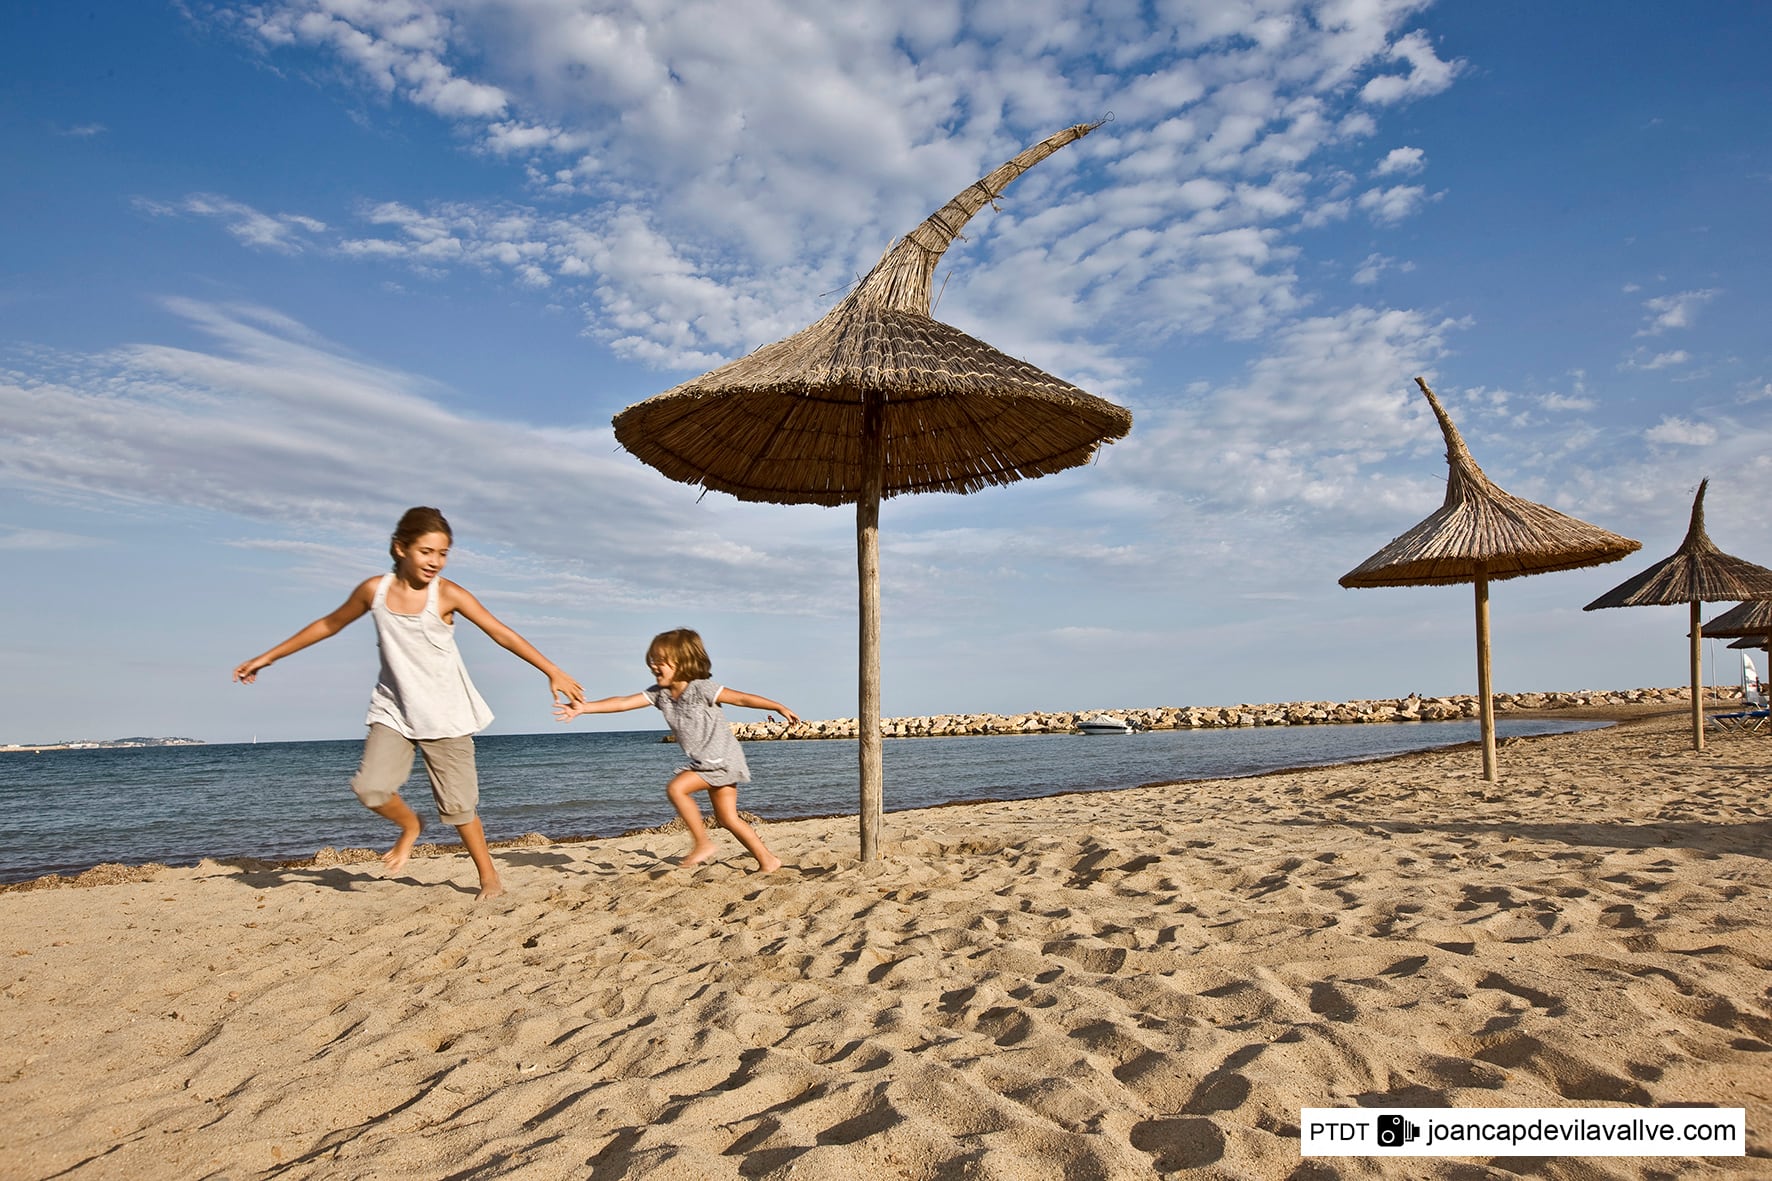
[[2, 701, 1675, 894], [4, 705, 1766, 1176]]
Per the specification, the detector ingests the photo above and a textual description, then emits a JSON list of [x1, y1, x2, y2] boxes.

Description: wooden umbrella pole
[[1474, 569, 1497, 782], [857, 390, 885, 861], [1690, 599, 1704, 752]]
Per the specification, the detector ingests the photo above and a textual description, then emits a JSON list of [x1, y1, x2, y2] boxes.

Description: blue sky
[[5, 1, 1771, 743]]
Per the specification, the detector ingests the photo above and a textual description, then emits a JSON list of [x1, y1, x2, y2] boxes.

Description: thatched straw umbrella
[[1706, 602, 1772, 700], [1584, 479, 1772, 750], [1726, 634, 1772, 678], [1709, 602, 1772, 685], [1701, 598, 1772, 644], [613, 123, 1132, 860], [1340, 377, 1641, 781]]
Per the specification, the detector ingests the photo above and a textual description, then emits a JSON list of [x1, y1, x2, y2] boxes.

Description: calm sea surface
[[0, 718, 1605, 882]]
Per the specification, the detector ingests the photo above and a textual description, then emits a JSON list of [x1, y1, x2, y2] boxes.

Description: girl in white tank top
[[364, 571, 495, 740], [232, 508, 585, 901]]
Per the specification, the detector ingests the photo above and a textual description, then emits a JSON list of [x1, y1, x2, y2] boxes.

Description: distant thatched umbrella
[[1341, 377, 1641, 781], [1703, 603, 1772, 696], [614, 123, 1132, 860], [1727, 635, 1772, 675], [1715, 615, 1772, 687], [1585, 478, 1772, 750], [1701, 598, 1772, 642]]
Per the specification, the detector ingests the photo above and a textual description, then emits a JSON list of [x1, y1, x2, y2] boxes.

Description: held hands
[[554, 699, 589, 724]]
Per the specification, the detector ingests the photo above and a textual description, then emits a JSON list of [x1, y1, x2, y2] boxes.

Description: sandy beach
[[4, 703, 1767, 1179]]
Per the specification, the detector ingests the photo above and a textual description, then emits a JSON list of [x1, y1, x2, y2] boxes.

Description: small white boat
[[1077, 714, 1135, 735]]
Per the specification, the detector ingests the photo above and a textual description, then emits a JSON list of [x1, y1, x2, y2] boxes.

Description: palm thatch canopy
[[1703, 603, 1769, 664], [613, 121, 1132, 507], [1340, 378, 1641, 588], [1339, 377, 1639, 782], [1701, 602, 1772, 684], [1583, 479, 1772, 609], [1698, 598, 1772, 639]]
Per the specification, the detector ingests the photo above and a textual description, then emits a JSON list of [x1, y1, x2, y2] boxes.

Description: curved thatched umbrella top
[[1584, 479, 1772, 609], [612, 121, 1132, 506], [1340, 378, 1641, 588], [1697, 597, 1772, 638]]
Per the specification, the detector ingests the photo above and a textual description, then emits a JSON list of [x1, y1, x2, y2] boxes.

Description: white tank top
[[364, 574, 494, 739]]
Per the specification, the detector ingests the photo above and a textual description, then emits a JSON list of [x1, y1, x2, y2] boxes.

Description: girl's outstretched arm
[[716, 688, 799, 724], [442, 581, 585, 703], [555, 693, 651, 723], [232, 578, 378, 683]]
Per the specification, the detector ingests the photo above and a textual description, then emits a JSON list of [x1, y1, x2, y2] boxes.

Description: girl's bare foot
[[679, 842, 719, 867], [753, 854, 782, 873], [382, 826, 421, 873], [475, 876, 505, 902], [372, 798, 424, 874]]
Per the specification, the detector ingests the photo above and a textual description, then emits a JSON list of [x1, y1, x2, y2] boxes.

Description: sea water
[[0, 718, 1605, 882]]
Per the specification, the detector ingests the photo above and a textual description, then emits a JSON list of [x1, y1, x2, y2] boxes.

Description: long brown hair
[[390, 506, 451, 567]]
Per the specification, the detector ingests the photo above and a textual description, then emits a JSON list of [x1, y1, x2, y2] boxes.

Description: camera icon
[[1376, 1114, 1420, 1146]]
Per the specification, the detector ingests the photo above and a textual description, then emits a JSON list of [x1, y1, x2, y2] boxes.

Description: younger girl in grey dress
[[557, 628, 797, 872]]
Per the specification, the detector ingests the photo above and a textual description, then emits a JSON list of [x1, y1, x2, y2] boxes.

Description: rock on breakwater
[[729, 686, 1706, 741]]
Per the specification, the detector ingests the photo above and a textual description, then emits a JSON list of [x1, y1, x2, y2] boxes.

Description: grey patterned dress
[[643, 679, 750, 786]]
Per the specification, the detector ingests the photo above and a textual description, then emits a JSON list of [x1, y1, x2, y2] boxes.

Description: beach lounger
[[1709, 707, 1768, 733]]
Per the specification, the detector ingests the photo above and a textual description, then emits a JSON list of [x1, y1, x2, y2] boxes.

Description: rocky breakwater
[[729, 686, 1698, 741]]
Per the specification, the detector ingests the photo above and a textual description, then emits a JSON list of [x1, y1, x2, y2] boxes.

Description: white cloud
[[1636, 288, 1719, 335], [1351, 251, 1414, 285], [1299, 196, 1352, 228], [1540, 392, 1596, 412], [1358, 183, 1430, 224], [242, 0, 511, 116], [1644, 417, 1718, 447], [483, 120, 593, 156], [135, 194, 327, 253], [1373, 145, 1424, 175], [1359, 29, 1461, 105], [1626, 349, 1690, 371]]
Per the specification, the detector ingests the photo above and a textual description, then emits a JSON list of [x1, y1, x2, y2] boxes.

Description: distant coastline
[[2, 737, 205, 754]]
